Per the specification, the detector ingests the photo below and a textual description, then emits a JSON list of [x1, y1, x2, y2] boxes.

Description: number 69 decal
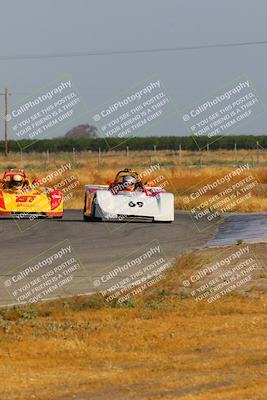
[[128, 201, 144, 207]]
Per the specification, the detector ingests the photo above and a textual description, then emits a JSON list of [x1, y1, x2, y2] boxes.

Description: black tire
[[83, 194, 98, 222], [83, 213, 92, 222], [154, 220, 173, 224]]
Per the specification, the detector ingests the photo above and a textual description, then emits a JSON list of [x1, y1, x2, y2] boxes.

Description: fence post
[[199, 151, 203, 167], [126, 146, 129, 158], [46, 149, 49, 169], [72, 147, 76, 165], [98, 147, 101, 166], [256, 141, 259, 166], [179, 144, 182, 165]]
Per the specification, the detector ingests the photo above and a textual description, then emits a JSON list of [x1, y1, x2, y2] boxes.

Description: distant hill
[[64, 124, 97, 139]]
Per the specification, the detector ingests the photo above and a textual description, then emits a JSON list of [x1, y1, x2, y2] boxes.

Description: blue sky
[[0, 0, 267, 137]]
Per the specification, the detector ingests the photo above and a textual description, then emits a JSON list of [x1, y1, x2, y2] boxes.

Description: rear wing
[[85, 185, 109, 194], [145, 186, 166, 193], [85, 185, 108, 189], [3, 169, 26, 181], [85, 184, 167, 195]]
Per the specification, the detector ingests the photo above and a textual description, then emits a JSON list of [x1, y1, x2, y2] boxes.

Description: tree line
[[0, 135, 266, 152]]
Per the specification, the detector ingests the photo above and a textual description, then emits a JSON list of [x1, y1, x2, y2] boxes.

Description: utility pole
[[0, 88, 11, 157]]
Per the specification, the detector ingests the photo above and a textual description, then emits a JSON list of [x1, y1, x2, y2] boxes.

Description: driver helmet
[[123, 175, 137, 191], [11, 174, 24, 189]]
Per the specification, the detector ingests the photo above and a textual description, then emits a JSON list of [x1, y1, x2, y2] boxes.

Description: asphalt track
[[0, 210, 217, 306], [207, 212, 267, 246]]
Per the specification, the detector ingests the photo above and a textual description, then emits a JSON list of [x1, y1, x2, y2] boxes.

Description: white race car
[[83, 168, 174, 223]]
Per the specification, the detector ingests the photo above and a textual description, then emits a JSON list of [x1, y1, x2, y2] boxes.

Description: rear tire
[[83, 194, 97, 222], [154, 220, 173, 224], [83, 214, 92, 222]]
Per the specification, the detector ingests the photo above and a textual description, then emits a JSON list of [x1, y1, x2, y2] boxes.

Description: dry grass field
[[0, 244, 267, 400], [0, 150, 267, 399], [0, 149, 266, 212]]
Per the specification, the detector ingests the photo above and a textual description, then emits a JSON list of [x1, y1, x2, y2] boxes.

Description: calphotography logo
[[92, 240, 174, 303], [179, 76, 266, 149], [5, 76, 88, 150], [181, 163, 264, 231], [90, 76, 176, 147], [0, 240, 89, 306], [180, 245, 263, 303]]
